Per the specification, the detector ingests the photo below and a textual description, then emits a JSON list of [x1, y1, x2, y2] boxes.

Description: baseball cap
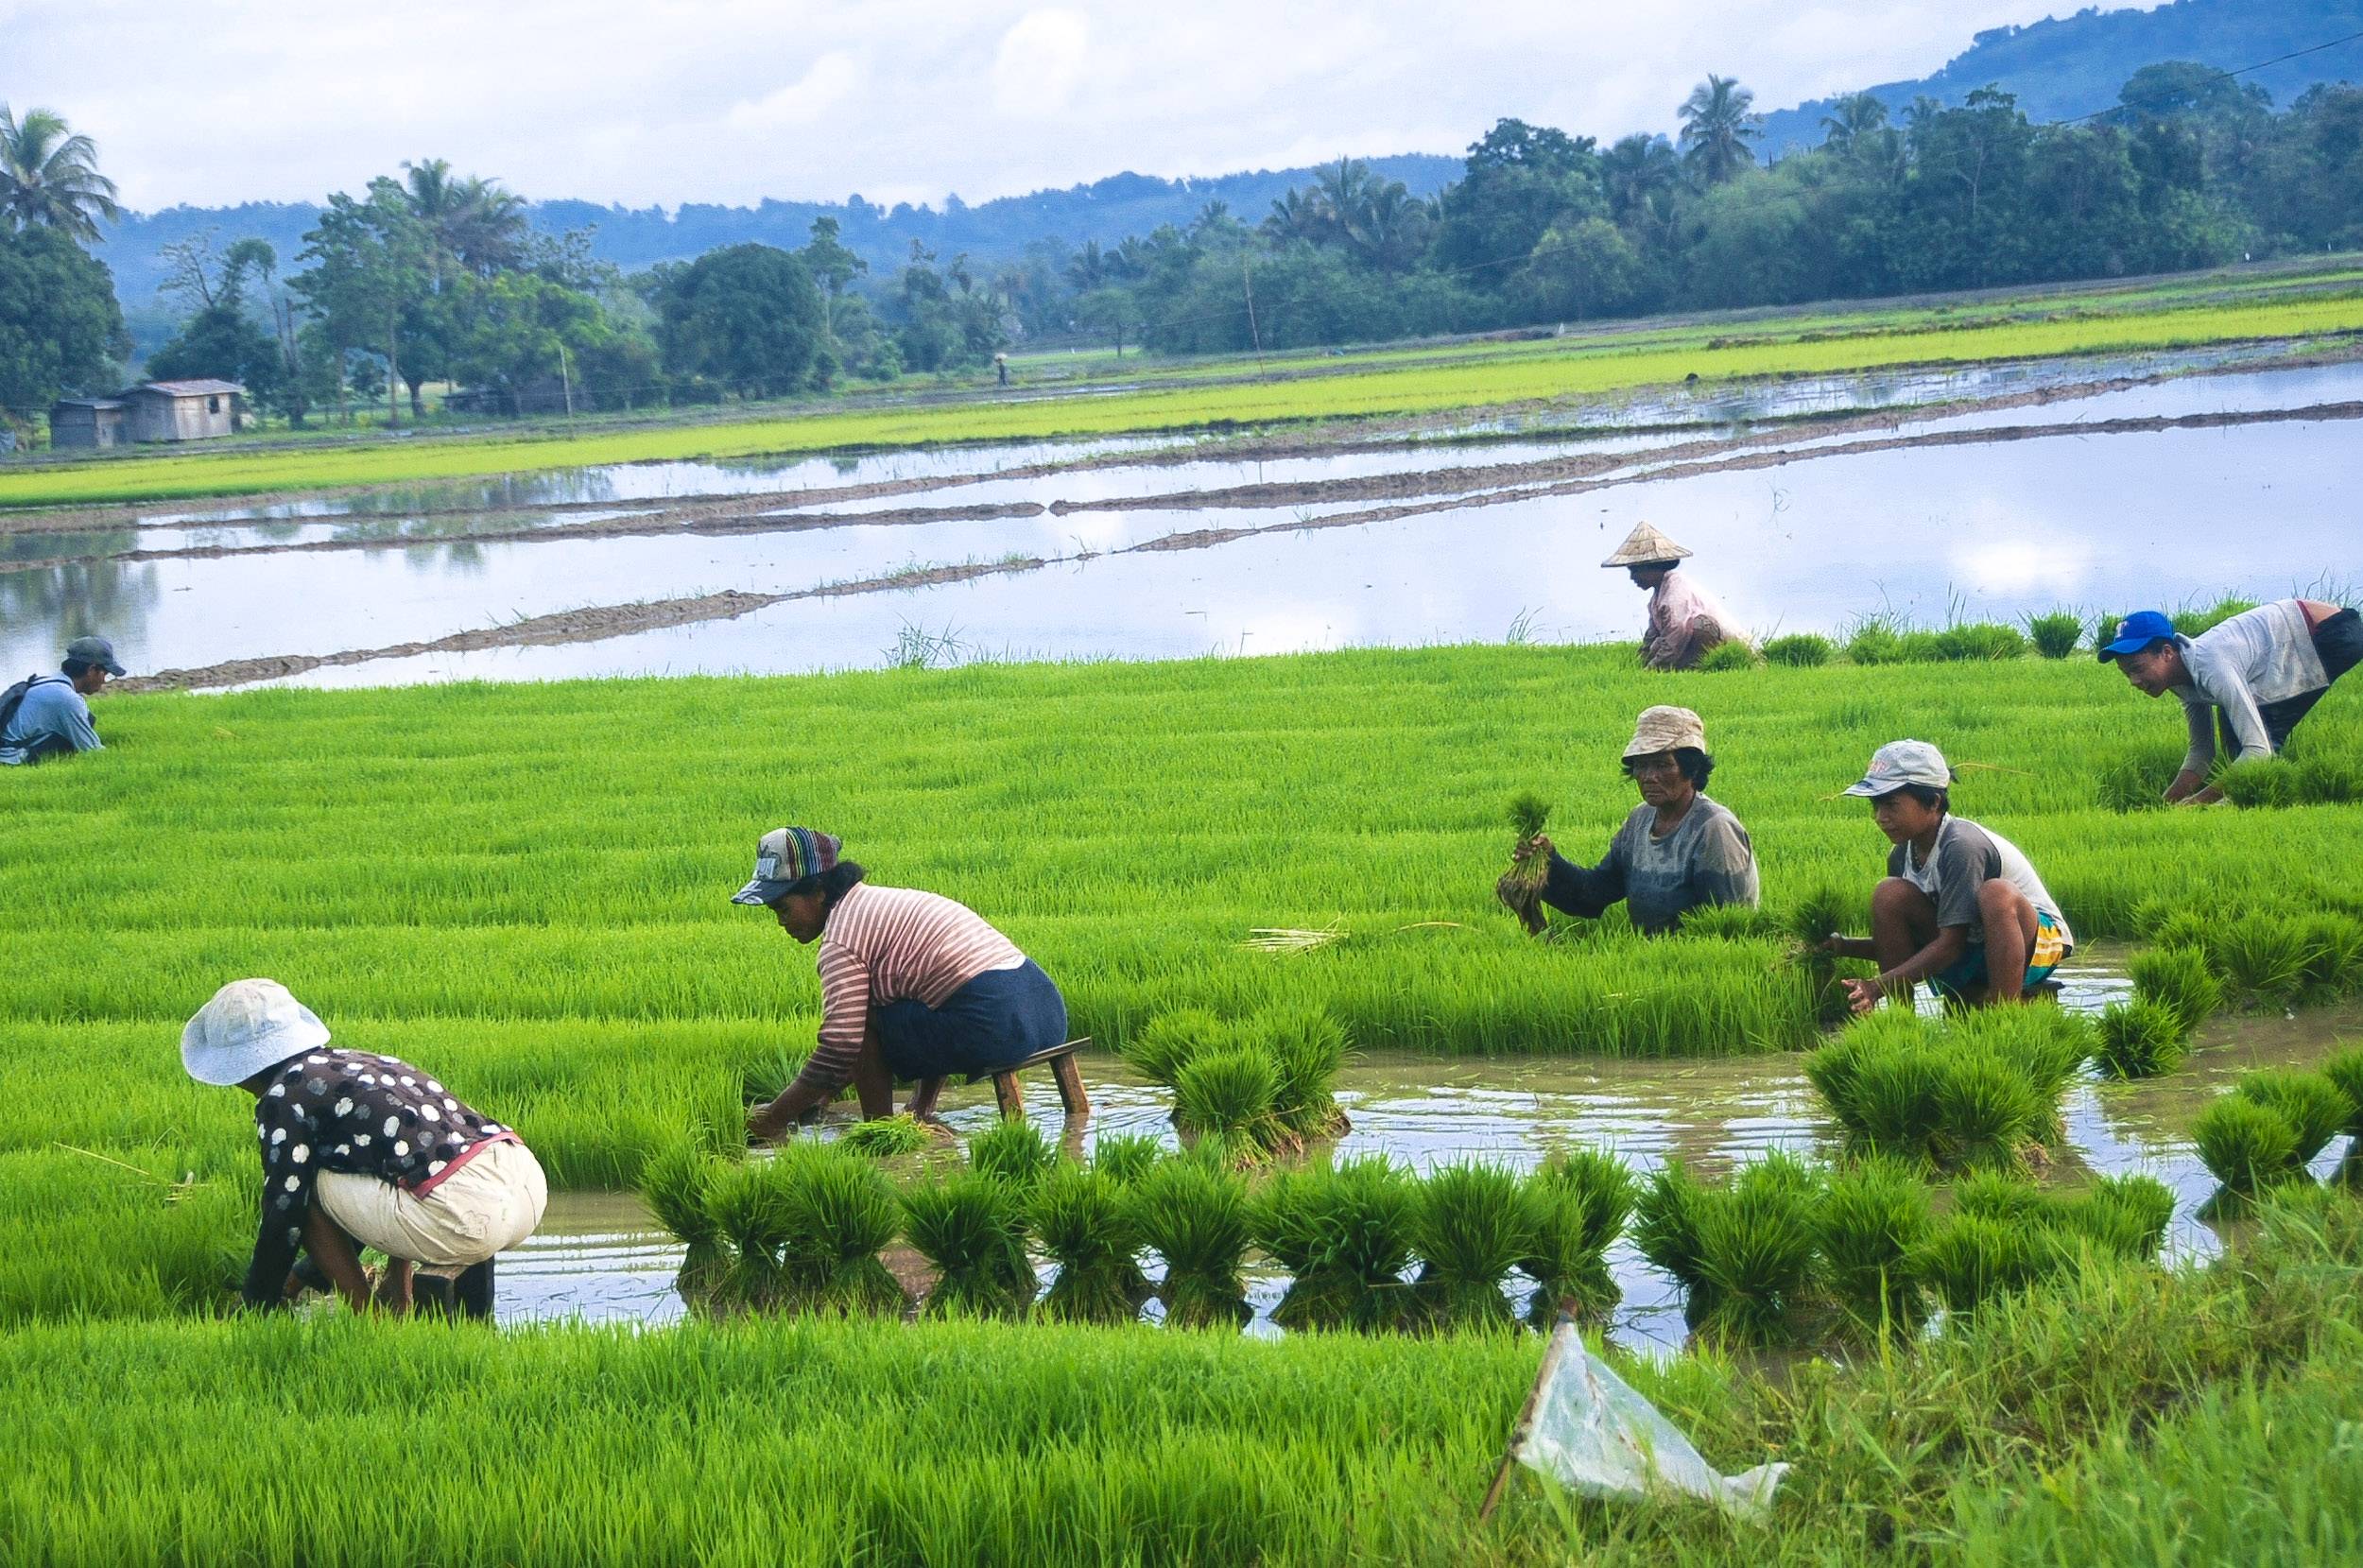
[[63, 635, 126, 677], [1841, 739, 1955, 798], [2096, 610, 2177, 663], [732, 826, 841, 905]]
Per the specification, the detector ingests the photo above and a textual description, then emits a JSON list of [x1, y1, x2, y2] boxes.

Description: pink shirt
[[1645, 570, 1733, 669], [791, 882, 1026, 1093]]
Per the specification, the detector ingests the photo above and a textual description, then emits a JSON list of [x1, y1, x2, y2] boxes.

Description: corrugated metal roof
[[129, 379, 247, 397], [53, 398, 126, 409]]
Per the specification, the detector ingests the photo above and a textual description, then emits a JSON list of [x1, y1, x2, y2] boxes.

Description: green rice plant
[[1762, 632, 1834, 667], [1917, 1211, 2047, 1315], [703, 1157, 798, 1309], [1517, 1146, 1635, 1326], [1029, 1163, 1148, 1325], [2320, 1049, 2363, 1136], [1633, 1158, 1716, 1322], [1934, 623, 2027, 662], [1951, 1005, 2093, 1115], [2173, 596, 2257, 637], [1124, 1009, 1228, 1087], [2192, 1095, 2303, 1196], [1674, 901, 1780, 940], [637, 1139, 729, 1292], [2049, 1174, 2177, 1261], [1249, 1162, 1340, 1329], [2297, 915, 2363, 1001], [2093, 1000, 2189, 1078], [2216, 756, 2307, 809], [2095, 741, 2185, 811], [769, 1141, 905, 1316], [1690, 1153, 1823, 1345], [1695, 639, 1762, 671], [1805, 1010, 1947, 1163], [1090, 1132, 1164, 1185], [1933, 1052, 2049, 1173], [1412, 1161, 1536, 1331], [839, 1114, 934, 1159], [1257, 1006, 1352, 1144], [1816, 1156, 1934, 1336], [1952, 1168, 2049, 1228], [2130, 944, 2224, 1039], [1172, 1045, 1281, 1164], [740, 1045, 806, 1109], [1845, 619, 1906, 665], [1897, 629, 1946, 663], [969, 1118, 1058, 1189], [1497, 790, 1554, 931], [1132, 1151, 1252, 1329], [2026, 611, 2083, 660], [899, 1174, 1035, 1319], [2216, 914, 2313, 1008], [2236, 1070, 2354, 1168], [1257, 1156, 1423, 1334]]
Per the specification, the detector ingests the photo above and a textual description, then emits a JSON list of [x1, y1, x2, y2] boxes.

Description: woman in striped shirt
[[738, 826, 1068, 1138]]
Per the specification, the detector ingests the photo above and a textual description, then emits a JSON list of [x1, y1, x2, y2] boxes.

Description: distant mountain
[[1760, 0, 2363, 157]]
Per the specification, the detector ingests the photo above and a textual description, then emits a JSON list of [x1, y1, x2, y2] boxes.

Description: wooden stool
[[905, 1039, 1092, 1123]]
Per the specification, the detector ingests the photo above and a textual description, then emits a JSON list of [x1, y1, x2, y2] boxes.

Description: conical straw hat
[[1600, 521, 1692, 568]]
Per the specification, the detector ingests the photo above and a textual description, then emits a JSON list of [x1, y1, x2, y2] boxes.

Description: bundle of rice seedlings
[[1931, 1052, 2047, 1173], [1845, 621, 1904, 665], [1124, 1008, 1229, 1088], [2216, 756, 2306, 809], [1674, 902, 1779, 940], [1320, 1156, 1423, 1332], [739, 1045, 806, 1109], [1761, 632, 1833, 667], [839, 1114, 934, 1159], [1412, 1161, 1537, 1331], [1847, 1042, 1952, 1163], [2094, 1000, 2190, 1078], [639, 1139, 728, 1295], [1030, 1163, 1147, 1325], [1916, 1211, 2045, 1315], [2216, 914, 2312, 1008], [1090, 1132, 1164, 1186], [770, 1141, 904, 1316], [1816, 1156, 1932, 1336], [1695, 640, 1761, 671], [2026, 610, 2083, 660], [969, 1118, 1058, 1189], [1953, 1007, 2091, 1144], [2049, 1174, 2176, 1262], [1691, 1154, 1821, 1345], [703, 1157, 797, 1309], [2094, 744, 2183, 812], [1172, 1045, 1280, 1164], [2320, 1049, 2363, 1137], [2192, 1095, 2302, 1196], [1252, 1162, 1360, 1332], [1132, 1151, 1252, 1329], [2236, 1070, 2354, 1168], [1496, 791, 1554, 936], [2298, 914, 2363, 1000], [900, 1174, 1035, 1318], [1259, 1006, 1352, 1145], [1518, 1147, 1634, 1326], [1932, 622, 2027, 662], [2130, 944, 2223, 1038], [1952, 1168, 2046, 1227], [1897, 629, 1945, 662], [1633, 1158, 1715, 1324]]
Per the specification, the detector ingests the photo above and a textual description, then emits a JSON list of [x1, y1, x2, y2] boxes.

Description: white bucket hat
[[181, 978, 332, 1087], [1623, 705, 1707, 759], [1841, 739, 1956, 798]]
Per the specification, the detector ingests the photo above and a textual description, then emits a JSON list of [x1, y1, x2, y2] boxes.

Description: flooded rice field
[[494, 981, 2363, 1353], [5, 353, 2358, 689]]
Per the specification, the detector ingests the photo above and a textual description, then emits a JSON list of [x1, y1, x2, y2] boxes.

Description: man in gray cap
[[1821, 739, 2073, 1013], [0, 635, 124, 766], [1600, 522, 1736, 671]]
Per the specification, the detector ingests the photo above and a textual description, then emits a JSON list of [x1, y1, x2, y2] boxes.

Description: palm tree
[[1678, 76, 1762, 185], [1819, 93, 1889, 155], [1600, 133, 1682, 231], [0, 105, 122, 241], [402, 158, 528, 277]]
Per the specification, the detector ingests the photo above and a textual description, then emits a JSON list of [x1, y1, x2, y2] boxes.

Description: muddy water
[[497, 992, 2362, 1351]]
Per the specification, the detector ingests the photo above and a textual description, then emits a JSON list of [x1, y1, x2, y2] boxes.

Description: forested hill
[[1760, 0, 2363, 155]]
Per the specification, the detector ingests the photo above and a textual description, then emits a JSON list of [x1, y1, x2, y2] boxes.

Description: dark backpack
[[0, 674, 60, 741]]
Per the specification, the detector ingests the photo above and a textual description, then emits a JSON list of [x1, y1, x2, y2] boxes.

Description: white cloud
[[993, 10, 1091, 119], [728, 51, 865, 129]]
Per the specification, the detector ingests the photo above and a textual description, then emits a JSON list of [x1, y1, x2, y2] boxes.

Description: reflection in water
[[0, 557, 160, 672]]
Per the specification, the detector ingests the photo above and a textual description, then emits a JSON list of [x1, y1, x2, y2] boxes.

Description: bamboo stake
[[1478, 1312, 1575, 1523]]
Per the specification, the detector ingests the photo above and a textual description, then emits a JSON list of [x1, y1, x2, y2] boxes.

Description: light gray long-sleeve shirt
[[2170, 599, 2329, 770], [0, 677, 102, 766]]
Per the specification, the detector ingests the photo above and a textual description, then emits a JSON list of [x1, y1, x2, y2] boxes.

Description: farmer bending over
[[183, 977, 547, 1318], [1520, 705, 1759, 935], [1823, 741, 2073, 1013], [0, 636, 123, 766], [2099, 599, 2361, 804], [739, 827, 1068, 1137], [1602, 522, 1736, 671]]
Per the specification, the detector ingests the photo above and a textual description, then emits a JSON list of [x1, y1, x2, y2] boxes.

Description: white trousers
[[314, 1140, 548, 1269]]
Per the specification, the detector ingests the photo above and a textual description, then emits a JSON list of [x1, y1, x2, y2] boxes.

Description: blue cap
[[2096, 610, 2176, 663]]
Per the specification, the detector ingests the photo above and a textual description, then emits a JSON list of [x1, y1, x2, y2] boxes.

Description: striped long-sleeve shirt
[[789, 882, 1026, 1094]]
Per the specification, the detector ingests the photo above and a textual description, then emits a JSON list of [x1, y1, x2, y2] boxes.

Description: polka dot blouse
[[242, 1049, 515, 1308]]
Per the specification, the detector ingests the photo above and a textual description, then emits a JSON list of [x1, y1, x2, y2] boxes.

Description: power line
[[2050, 26, 2363, 127]]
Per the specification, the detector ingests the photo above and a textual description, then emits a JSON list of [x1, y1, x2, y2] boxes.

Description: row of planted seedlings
[[2190, 1050, 2363, 1209], [2093, 898, 2363, 1078]]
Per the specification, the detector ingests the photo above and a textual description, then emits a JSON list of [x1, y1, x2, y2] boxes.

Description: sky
[[9, 0, 2049, 212]]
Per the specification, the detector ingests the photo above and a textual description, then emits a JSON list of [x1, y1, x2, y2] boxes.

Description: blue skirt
[[875, 959, 1067, 1080]]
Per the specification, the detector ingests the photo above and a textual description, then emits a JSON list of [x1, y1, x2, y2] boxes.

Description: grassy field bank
[[6, 266, 2360, 508]]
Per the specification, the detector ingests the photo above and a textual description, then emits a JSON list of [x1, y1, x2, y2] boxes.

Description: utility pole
[[559, 342, 577, 436], [1242, 255, 1266, 376], [387, 303, 400, 432]]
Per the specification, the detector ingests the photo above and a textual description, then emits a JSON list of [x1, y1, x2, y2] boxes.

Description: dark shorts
[[875, 959, 1067, 1081], [2234, 608, 2362, 755]]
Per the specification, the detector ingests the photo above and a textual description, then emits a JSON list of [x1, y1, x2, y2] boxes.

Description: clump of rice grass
[[839, 1114, 934, 1159], [2236, 1070, 2354, 1168], [1760, 632, 1832, 667], [900, 1174, 1035, 1319], [1495, 791, 1553, 935], [969, 1118, 1058, 1189], [1172, 1044, 1279, 1163], [1633, 1157, 1716, 1324], [1932, 1053, 2048, 1173], [2094, 1000, 2188, 1078], [1255, 1156, 1423, 1334], [1933, 623, 2027, 662], [1674, 902, 1779, 940], [703, 1157, 797, 1309], [1132, 1151, 1252, 1329], [1694, 639, 1761, 671], [1917, 1169, 2175, 1318], [2049, 1173, 2176, 1260], [2172, 595, 2257, 637], [2026, 610, 2083, 659], [1262, 1006, 1353, 1145], [2095, 742, 2185, 812], [770, 1141, 905, 1316], [1917, 1211, 2046, 1315], [1784, 882, 1861, 1021], [2297, 914, 2363, 1001], [1844, 619, 1905, 665], [2216, 756, 2307, 809], [1090, 1132, 1164, 1185], [638, 1139, 729, 1293], [1690, 1153, 1822, 1344], [2216, 914, 2314, 1008], [2192, 1094, 2303, 1197], [1029, 1163, 1148, 1325], [1518, 1146, 1634, 1326], [1412, 1161, 1536, 1331], [1135, 1006, 1352, 1166], [2320, 1049, 2363, 1137], [1809, 1008, 2079, 1174], [2130, 944, 2223, 1039], [1123, 1008, 1227, 1087], [1816, 1156, 1933, 1336]]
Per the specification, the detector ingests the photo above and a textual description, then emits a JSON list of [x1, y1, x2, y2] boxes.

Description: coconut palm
[[1820, 93, 1890, 155], [1678, 76, 1762, 185], [0, 105, 122, 241], [1600, 133, 1682, 228], [402, 158, 528, 277]]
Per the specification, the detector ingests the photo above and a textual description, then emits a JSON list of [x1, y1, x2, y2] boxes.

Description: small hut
[[119, 380, 245, 442], [48, 398, 128, 449]]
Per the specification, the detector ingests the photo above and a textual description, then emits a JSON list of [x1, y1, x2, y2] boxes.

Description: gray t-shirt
[[1885, 815, 2072, 949], [1544, 795, 1760, 935]]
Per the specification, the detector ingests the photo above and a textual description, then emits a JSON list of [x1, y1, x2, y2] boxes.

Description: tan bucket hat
[[1601, 521, 1692, 568], [1624, 705, 1707, 759]]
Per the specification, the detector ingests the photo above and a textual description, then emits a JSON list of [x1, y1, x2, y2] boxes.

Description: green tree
[[147, 234, 286, 408], [1679, 76, 1763, 185], [0, 105, 121, 242], [654, 242, 827, 396], [289, 179, 435, 424], [1432, 119, 1603, 274], [0, 223, 129, 433]]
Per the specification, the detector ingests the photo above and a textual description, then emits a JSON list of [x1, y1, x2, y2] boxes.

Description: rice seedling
[[2192, 1095, 2303, 1197], [1815, 1156, 1934, 1336], [1260, 1005, 1353, 1144], [2172, 597, 2258, 638], [2216, 914, 2314, 1008], [1124, 1009, 1228, 1086], [1518, 1146, 1634, 1327], [2236, 1070, 2354, 1168], [1495, 791, 1553, 934], [969, 1118, 1058, 1189], [2094, 741, 2185, 811], [637, 1138, 730, 1292], [1633, 1158, 1716, 1323], [768, 1140, 905, 1315], [2297, 914, 2363, 1001], [2216, 756, 2307, 809], [1917, 1211, 2047, 1315], [1691, 1153, 1824, 1345], [2130, 943, 2224, 1039], [1807, 1009, 2065, 1171], [2026, 611, 2084, 660], [1933, 1053, 2049, 1173], [2048, 1173, 2177, 1261], [1412, 1161, 1536, 1331], [1672, 902, 1781, 940], [1172, 1045, 1280, 1163], [899, 1174, 1035, 1318], [1695, 640, 1762, 672], [1131, 1151, 1253, 1329], [2093, 1000, 2189, 1077], [702, 1157, 798, 1309], [1029, 1163, 1148, 1325], [2320, 1049, 2363, 1136], [838, 1113, 935, 1159], [1933, 623, 2028, 662], [1090, 1132, 1164, 1185], [1760, 632, 1834, 667]]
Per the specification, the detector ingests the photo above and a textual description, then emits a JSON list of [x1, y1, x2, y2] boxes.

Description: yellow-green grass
[[7, 285, 2360, 508]]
